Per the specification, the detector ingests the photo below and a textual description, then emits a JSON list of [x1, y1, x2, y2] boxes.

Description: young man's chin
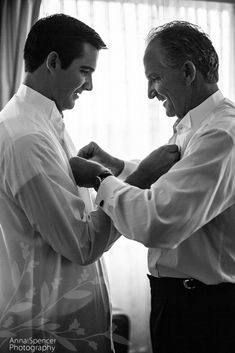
[[165, 107, 176, 117]]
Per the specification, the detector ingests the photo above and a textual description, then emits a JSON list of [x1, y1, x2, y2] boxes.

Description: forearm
[[96, 174, 201, 249], [17, 175, 119, 264], [88, 207, 121, 255], [109, 156, 125, 177]]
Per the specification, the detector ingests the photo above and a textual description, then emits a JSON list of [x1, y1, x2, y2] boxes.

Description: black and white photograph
[[0, 0, 235, 352]]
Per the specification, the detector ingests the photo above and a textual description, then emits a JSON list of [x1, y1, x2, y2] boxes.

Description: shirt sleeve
[[118, 160, 139, 180], [4, 133, 120, 264], [96, 127, 235, 249]]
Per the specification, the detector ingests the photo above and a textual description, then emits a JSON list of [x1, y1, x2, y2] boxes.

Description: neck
[[23, 74, 47, 99], [189, 72, 219, 112], [192, 85, 218, 109], [24, 71, 63, 114], [23, 70, 52, 101]]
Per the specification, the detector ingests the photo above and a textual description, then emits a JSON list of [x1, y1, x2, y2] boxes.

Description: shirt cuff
[[95, 175, 125, 209], [118, 160, 139, 180]]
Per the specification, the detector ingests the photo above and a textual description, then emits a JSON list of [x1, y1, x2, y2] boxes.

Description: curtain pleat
[[0, 0, 41, 109]]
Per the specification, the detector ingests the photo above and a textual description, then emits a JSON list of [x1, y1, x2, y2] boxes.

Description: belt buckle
[[183, 279, 196, 290]]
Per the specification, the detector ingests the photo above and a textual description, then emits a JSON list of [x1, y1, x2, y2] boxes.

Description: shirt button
[[100, 200, 104, 207]]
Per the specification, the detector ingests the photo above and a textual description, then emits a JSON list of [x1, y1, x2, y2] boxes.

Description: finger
[[77, 149, 88, 158], [78, 142, 94, 158], [171, 151, 181, 161], [167, 144, 179, 153]]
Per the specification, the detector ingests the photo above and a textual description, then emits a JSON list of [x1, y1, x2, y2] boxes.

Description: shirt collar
[[16, 84, 65, 140], [176, 90, 224, 133]]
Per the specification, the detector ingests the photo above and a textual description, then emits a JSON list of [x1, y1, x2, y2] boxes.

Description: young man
[[0, 14, 121, 353], [71, 21, 235, 353]]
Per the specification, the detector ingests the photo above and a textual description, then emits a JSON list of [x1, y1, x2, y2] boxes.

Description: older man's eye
[[80, 70, 89, 76], [149, 76, 160, 84], [152, 76, 161, 82]]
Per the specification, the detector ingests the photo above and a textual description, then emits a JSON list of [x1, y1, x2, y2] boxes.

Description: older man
[[71, 21, 235, 353]]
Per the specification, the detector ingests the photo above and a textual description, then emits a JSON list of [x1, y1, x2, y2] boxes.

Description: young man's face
[[53, 43, 99, 112], [144, 39, 190, 119]]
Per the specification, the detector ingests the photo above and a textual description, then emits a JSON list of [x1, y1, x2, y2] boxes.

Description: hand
[[125, 144, 180, 189], [69, 156, 109, 188], [78, 141, 124, 176]]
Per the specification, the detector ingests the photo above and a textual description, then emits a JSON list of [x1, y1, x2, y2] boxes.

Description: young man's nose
[[84, 76, 93, 91]]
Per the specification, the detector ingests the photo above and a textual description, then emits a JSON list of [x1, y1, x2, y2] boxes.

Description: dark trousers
[[148, 275, 235, 353]]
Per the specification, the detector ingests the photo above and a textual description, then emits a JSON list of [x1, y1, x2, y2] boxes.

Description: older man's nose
[[148, 86, 164, 101]]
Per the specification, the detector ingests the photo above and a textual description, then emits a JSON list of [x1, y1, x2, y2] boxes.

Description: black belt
[[148, 274, 235, 291]]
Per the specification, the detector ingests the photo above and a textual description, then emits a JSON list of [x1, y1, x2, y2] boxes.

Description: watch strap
[[94, 171, 113, 191]]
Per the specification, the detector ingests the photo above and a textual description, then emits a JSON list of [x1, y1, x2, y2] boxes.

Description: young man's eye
[[80, 70, 89, 76]]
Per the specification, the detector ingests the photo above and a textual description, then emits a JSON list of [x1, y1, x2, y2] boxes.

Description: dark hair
[[146, 21, 219, 83], [24, 14, 107, 72]]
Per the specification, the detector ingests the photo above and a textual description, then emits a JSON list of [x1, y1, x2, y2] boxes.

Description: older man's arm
[[75, 142, 180, 189], [125, 144, 180, 188]]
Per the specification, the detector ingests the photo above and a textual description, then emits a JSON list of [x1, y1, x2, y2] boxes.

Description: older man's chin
[[165, 106, 176, 117], [163, 100, 176, 117]]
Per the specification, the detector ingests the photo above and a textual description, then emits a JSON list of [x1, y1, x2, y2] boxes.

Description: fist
[[78, 141, 103, 161], [139, 144, 180, 174], [69, 156, 109, 188], [126, 144, 180, 189], [78, 141, 124, 176]]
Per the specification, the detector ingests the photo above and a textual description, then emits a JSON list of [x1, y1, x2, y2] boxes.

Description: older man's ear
[[183, 60, 196, 86]]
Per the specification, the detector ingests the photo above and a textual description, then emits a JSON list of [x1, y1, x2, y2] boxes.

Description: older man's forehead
[[144, 38, 165, 60], [144, 41, 166, 72]]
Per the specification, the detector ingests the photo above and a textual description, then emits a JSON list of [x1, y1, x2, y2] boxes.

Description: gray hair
[[146, 21, 219, 83]]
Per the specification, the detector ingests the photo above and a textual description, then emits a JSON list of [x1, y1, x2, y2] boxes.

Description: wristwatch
[[94, 170, 113, 191]]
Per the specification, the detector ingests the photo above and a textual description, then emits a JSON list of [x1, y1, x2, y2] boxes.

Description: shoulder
[[196, 98, 235, 144], [0, 97, 56, 160]]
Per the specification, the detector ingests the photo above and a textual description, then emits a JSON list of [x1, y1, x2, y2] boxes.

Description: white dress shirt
[[96, 90, 235, 284], [0, 85, 119, 352]]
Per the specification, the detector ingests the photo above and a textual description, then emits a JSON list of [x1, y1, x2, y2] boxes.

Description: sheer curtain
[[0, 0, 41, 109], [39, 1, 235, 352]]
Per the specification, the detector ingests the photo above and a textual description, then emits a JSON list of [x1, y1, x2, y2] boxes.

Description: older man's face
[[144, 39, 191, 119]]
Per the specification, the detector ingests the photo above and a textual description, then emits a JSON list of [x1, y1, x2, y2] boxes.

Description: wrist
[[125, 169, 150, 189], [94, 170, 113, 191], [110, 157, 124, 177]]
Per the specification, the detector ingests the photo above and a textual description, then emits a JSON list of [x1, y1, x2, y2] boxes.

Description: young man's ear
[[182, 60, 196, 86], [46, 51, 61, 72]]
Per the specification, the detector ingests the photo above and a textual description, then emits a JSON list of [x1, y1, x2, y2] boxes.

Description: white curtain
[[0, 0, 41, 109], [39, 1, 235, 352]]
